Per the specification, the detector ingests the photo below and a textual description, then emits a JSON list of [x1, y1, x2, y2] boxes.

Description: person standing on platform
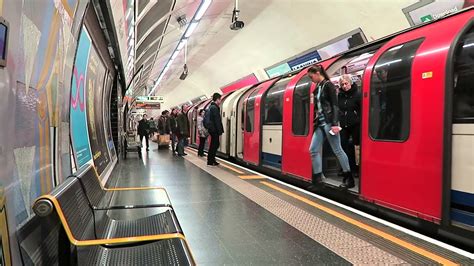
[[206, 93, 224, 166], [338, 74, 361, 180], [197, 109, 208, 157], [148, 117, 157, 138], [158, 110, 171, 135], [176, 107, 189, 157], [307, 65, 354, 190], [137, 114, 150, 151], [169, 109, 179, 155]]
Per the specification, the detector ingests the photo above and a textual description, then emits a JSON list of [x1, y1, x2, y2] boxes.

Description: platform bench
[[18, 176, 195, 265]]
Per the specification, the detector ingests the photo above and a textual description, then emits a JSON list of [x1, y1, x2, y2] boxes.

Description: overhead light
[[185, 22, 199, 38], [177, 39, 187, 50], [171, 50, 180, 60], [195, 0, 212, 20], [166, 59, 174, 68]]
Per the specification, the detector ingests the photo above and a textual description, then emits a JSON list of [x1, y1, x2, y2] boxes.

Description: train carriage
[[188, 8, 474, 249]]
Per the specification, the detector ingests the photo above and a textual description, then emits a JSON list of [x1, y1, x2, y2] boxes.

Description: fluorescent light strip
[[185, 22, 199, 38], [195, 0, 212, 20], [171, 50, 180, 60], [177, 39, 187, 50], [149, 0, 212, 96]]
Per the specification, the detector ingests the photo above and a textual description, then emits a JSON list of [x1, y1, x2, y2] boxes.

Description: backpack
[[203, 108, 212, 130]]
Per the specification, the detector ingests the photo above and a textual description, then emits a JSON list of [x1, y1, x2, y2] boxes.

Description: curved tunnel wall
[[0, 1, 118, 264]]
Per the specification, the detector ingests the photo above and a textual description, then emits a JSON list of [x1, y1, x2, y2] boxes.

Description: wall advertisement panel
[[104, 73, 117, 161], [86, 43, 111, 176], [70, 28, 93, 169]]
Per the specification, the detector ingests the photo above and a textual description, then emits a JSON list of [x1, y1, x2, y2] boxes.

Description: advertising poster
[[104, 73, 117, 161], [86, 44, 111, 176], [70, 28, 93, 169]]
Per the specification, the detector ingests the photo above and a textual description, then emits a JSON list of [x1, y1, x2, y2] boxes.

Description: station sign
[[135, 95, 164, 103], [287, 50, 322, 71], [403, 0, 474, 26]]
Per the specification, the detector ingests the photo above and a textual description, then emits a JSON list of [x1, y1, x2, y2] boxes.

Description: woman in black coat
[[338, 74, 361, 178]]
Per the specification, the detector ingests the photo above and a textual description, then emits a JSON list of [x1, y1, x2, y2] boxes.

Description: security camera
[[230, 4, 244, 31], [179, 64, 188, 80], [230, 20, 244, 30]]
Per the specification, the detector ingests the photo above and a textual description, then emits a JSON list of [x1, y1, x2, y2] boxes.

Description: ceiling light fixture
[[148, 0, 212, 96], [185, 21, 199, 38], [195, 0, 212, 20]]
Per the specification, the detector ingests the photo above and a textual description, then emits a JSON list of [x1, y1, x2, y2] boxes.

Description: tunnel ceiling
[[129, 0, 238, 98]]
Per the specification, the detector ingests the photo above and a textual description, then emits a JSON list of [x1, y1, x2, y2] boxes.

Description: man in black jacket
[[207, 93, 224, 166], [137, 114, 150, 151]]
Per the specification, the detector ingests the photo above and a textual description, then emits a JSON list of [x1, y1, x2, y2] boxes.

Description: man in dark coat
[[176, 107, 190, 156], [137, 114, 150, 151], [207, 93, 224, 166], [169, 109, 179, 155]]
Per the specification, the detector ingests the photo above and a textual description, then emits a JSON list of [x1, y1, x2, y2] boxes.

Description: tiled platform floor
[[105, 142, 473, 265]]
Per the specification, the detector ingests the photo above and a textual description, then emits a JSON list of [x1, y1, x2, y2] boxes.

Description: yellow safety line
[[239, 175, 266, 180], [185, 147, 245, 174], [221, 163, 245, 175], [260, 181, 458, 266]]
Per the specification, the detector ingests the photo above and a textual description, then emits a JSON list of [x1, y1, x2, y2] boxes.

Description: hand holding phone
[[329, 126, 342, 136]]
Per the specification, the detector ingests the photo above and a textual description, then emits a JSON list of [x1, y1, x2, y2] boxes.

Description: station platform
[[106, 142, 474, 265]]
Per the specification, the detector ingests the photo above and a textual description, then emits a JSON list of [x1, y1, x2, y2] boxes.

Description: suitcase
[[158, 134, 170, 146]]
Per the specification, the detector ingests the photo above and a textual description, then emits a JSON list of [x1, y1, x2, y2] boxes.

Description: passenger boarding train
[[186, 8, 474, 250]]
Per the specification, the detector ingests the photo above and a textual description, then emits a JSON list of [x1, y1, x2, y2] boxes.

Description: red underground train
[[185, 8, 474, 250]]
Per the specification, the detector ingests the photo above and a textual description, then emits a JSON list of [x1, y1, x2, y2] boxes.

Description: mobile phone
[[329, 127, 342, 136]]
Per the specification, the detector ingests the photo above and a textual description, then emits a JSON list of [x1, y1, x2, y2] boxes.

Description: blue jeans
[[309, 124, 351, 174]]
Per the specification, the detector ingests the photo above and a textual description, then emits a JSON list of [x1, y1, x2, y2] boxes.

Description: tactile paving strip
[[186, 157, 407, 265]]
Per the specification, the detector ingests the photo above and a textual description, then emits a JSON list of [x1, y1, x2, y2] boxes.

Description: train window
[[263, 78, 290, 124], [292, 76, 311, 136], [246, 88, 259, 132], [453, 26, 474, 123], [369, 39, 423, 141]]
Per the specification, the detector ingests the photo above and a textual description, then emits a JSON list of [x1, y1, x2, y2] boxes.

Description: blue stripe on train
[[262, 152, 282, 169], [451, 190, 474, 207], [451, 209, 474, 227]]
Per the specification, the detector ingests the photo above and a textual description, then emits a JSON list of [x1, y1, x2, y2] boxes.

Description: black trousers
[[340, 125, 360, 173], [207, 134, 220, 164], [198, 137, 207, 156], [140, 134, 149, 149]]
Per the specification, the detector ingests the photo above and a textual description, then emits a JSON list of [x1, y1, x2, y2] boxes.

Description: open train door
[[243, 80, 275, 165], [281, 59, 339, 181], [282, 70, 315, 181]]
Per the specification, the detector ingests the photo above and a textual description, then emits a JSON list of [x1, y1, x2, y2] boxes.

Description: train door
[[449, 23, 474, 229], [318, 47, 381, 190], [282, 71, 315, 181], [219, 91, 242, 155], [243, 80, 276, 165], [261, 77, 291, 169], [188, 106, 197, 146], [360, 12, 473, 221], [236, 88, 257, 159], [217, 92, 234, 155]]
